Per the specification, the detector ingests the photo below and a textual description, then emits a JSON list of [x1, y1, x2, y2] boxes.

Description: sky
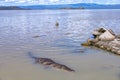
[[0, 0, 120, 6]]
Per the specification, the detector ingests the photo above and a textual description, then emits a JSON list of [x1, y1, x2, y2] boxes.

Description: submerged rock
[[82, 27, 120, 55]]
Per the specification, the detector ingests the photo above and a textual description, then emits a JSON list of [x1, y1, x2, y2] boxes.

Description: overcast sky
[[0, 0, 120, 6]]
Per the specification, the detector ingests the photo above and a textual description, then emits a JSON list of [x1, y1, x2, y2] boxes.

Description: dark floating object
[[32, 35, 46, 38], [28, 52, 75, 72], [81, 27, 120, 55], [55, 22, 59, 27], [32, 35, 40, 38]]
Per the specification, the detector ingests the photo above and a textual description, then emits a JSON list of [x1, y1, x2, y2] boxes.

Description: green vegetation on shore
[[0, 6, 28, 10]]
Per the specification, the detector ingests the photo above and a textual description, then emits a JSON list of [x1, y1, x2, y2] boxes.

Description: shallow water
[[0, 9, 120, 80]]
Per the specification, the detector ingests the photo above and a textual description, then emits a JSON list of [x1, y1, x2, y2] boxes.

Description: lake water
[[0, 9, 120, 80]]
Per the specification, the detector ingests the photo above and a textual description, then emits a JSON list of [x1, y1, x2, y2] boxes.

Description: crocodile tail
[[28, 52, 37, 59]]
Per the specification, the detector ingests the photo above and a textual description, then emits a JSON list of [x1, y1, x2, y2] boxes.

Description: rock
[[81, 38, 95, 46], [116, 34, 120, 39], [82, 27, 120, 55], [108, 29, 116, 36], [117, 50, 120, 55], [99, 30, 115, 41]]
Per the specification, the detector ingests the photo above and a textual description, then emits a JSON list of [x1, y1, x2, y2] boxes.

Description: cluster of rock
[[82, 28, 120, 55]]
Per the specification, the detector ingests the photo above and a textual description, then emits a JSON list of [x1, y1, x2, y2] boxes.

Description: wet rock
[[117, 50, 120, 55], [81, 38, 95, 46]]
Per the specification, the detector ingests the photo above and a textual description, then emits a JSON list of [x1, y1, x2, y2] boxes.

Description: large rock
[[82, 27, 120, 55], [99, 30, 115, 41]]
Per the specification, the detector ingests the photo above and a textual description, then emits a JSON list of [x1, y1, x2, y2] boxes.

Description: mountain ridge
[[0, 3, 120, 10]]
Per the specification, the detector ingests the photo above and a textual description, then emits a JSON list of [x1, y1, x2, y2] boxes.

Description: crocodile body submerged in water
[[28, 52, 75, 72]]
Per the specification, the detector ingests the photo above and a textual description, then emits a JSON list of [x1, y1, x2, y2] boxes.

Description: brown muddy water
[[0, 10, 120, 80]]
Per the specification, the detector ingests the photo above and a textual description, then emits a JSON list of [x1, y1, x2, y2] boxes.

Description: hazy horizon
[[0, 0, 120, 6]]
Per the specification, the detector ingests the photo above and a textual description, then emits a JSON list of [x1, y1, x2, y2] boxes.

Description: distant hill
[[0, 3, 120, 10], [20, 4, 85, 10], [0, 6, 25, 10]]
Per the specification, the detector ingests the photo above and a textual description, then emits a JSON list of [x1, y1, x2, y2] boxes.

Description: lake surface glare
[[0, 10, 120, 80]]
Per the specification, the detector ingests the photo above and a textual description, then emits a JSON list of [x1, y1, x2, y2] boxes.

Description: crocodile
[[28, 52, 75, 72]]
